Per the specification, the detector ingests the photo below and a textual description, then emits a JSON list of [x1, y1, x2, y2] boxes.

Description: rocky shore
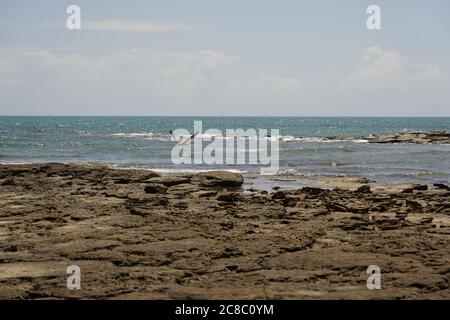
[[298, 131, 450, 144], [0, 163, 449, 299], [366, 131, 450, 144]]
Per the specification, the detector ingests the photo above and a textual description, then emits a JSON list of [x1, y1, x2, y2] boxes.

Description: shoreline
[[1, 160, 447, 192], [0, 163, 449, 299]]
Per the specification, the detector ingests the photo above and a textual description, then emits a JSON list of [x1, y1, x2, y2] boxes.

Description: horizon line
[[1, 115, 450, 118]]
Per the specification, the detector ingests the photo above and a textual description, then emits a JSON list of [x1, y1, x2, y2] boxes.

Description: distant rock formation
[[366, 131, 450, 144]]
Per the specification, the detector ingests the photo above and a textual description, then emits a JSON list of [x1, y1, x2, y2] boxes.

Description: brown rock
[[127, 193, 168, 206], [433, 183, 450, 191], [104, 189, 129, 198], [191, 171, 244, 187], [166, 183, 199, 195], [0, 162, 449, 300], [0, 178, 14, 186], [191, 190, 217, 198], [146, 175, 191, 187], [326, 202, 348, 212], [144, 183, 168, 194], [367, 131, 450, 144], [215, 191, 239, 202], [356, 185, 371, 193], [301, 187, 325, 195]]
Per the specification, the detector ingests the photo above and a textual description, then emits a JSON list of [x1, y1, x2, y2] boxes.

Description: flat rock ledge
[[0, 163, 449, 300], [366, 131, 450, 144], [294, 131, 450, 144]]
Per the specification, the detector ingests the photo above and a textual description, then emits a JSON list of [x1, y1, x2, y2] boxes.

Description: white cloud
[[0, 46, 447, 115], [354, 46, 444, 81]]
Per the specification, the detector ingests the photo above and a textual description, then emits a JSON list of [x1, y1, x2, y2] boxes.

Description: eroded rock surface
[[0, 163, 448, 299], [294, 131, 450, 144], [366, 131, 450, 144]]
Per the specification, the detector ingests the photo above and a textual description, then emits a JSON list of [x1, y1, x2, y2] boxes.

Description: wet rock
[[433, 183, 450, 191], [301, 187, 325, 196], [283, 195, 302, 207], [402, 184, 428, 193], [191, 171, 244, 187], [144, 183, 168, 194], [272, 191, 286, 200], [356, 185, 371, 193], [406, 200, 422, 211]]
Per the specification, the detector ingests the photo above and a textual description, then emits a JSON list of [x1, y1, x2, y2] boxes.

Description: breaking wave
[[106, 132, 370, 143]]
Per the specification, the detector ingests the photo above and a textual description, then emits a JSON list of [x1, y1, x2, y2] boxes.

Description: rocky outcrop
[[292, 131, 450, 144], [191, 171, 244, 187], [144, 183, 168, 194], [366, 131, 450, 144], [145, 175, 191, 187], [0, 163, 449, 300]]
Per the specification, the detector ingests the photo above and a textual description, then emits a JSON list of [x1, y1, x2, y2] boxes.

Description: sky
[[0, 0, 449, 116]]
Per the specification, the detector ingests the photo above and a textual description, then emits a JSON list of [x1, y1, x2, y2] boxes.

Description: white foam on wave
[[111, 132, 155, 138], [141, 168, 247, 175], [287, 137, 369, 143], [276, 168, 300, 176], [108, 163, 246, 174], [275, 168, 320, 177], [107, 132, 370, 144]]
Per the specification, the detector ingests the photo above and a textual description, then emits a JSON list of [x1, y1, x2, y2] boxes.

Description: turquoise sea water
[[1, 117, 449, 186]]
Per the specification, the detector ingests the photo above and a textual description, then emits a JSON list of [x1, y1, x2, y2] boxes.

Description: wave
[[110, 164, 247, 175], [380, 171, 441, 177], [111, 132, 159, 139], [275, 168, 326, 177], [152, 168, 247, 175], [105, 132, 370, 143], [276, 168, 301, 176], [281, 146, 358, 154], [283, 137, 369, 143]]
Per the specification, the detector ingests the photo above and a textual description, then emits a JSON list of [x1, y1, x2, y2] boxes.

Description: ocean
[[1, 116, 449, 188]]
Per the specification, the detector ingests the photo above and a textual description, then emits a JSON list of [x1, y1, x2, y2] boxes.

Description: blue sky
[[0, 0, 449, 115]]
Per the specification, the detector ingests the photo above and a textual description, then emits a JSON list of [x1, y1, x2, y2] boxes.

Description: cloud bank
[[0, 46, 448, 115]]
